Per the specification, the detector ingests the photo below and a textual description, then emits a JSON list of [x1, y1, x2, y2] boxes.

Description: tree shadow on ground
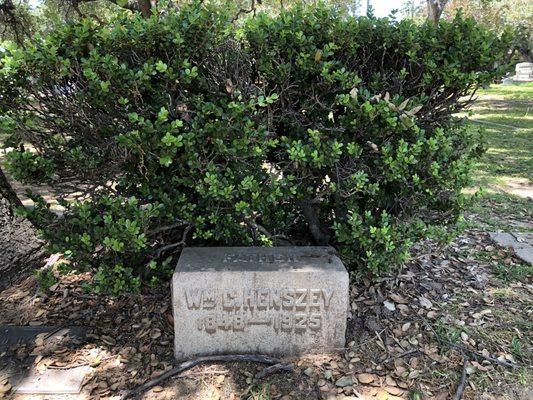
[[1, 227, 532, 400]]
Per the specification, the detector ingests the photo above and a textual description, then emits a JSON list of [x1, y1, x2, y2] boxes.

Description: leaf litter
[[0, 229, 531, 399]]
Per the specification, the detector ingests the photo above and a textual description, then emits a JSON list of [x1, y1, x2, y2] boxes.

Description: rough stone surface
[[172, 247, 349, 360], [14, 365, 90, 394], [0, 326, 86, 351], [489, 232, 533, 265]]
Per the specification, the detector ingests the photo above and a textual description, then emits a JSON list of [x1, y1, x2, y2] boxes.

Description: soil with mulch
[[0, 229, 531, 400]]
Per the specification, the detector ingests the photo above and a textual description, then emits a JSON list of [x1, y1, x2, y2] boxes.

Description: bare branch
[[121, 354, 283, 400]]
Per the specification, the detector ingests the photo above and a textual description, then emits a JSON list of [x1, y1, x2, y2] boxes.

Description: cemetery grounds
[[0, 83, 531, 399]]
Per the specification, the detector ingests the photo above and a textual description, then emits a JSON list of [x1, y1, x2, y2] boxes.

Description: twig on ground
[[43, 324, 68, 340], [176, 369, 230, 378], [351, 328, 387, 351], [421, 318, 520, 369], [148, 221, 186, 236], [254, 363, 293, 379], [384, 348, 419, 363], [454, 359, 468, 400], [47, 355, 118, 369], [120, 354, 283, 399], [446, 341, 519, 369]]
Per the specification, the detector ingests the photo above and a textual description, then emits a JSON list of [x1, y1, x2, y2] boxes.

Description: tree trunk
[[0, 168, 45, 290], [427, 0, 448, 24], [298, 199, 330, 246], [138, 0, 152, 18]]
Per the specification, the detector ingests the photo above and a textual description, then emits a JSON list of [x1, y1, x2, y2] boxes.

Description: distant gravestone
[[171, 247, 349, 360], [513, 62, 533, 82]]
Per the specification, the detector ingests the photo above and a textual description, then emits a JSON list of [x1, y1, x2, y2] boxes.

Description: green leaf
[[159, 155, 172, 167], [156, 60, 168, 73]]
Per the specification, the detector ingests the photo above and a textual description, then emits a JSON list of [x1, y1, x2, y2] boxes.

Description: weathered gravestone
[[172, 247, 349, 360], [513, 62, 533, 82]]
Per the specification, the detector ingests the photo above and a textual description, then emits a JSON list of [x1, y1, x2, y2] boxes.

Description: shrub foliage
[[0, 2, 510, 293]]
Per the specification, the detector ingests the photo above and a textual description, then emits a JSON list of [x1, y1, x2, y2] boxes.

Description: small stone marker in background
[[172, 247, 349, 360]]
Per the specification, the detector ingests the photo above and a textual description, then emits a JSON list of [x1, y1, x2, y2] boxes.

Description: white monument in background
[[513, 62, 533, 82]]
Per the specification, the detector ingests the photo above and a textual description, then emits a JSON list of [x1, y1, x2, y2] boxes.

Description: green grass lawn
[[465, 82, 533, 232]]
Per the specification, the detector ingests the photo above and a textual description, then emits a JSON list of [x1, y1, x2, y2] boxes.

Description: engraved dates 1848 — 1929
[[172, 247, 349, 360]]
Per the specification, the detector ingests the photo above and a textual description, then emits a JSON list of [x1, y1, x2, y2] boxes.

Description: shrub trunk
[[0, 168, 44, 289]]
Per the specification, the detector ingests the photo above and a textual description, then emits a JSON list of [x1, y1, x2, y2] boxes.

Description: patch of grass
[[510, 336, 524, 360], [469, 84, 533, 189], [467, 193, 532, 232], [464, 83, 532, 235], [432, 266, 533, 399], [491, 260, 533, 284], [434, 320, 462, 345], [465, 246, 532, 284], [245, 382, 272, 400], [491, 288, 524, 301], [468, 366, 532, 400], [478, 82, 533, 100], [469, 303, 532, 363]]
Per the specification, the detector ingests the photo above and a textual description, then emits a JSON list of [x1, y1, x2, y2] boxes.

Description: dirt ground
[[1, 225, 531, 400]]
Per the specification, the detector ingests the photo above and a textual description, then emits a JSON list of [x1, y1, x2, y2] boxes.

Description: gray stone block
[[0, 326, 86, 351], [489, 232, 533, 265], [15, 365, 91, 394], [172, 247, 349, 360]]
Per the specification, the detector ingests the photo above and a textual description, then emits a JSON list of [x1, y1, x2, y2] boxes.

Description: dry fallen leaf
[[409, 105, 423, 115], [390, 293, 408, 304], [376, 389, 389, 400], [36, 363, 47, 374], [366, 141, 379, 153], [398, 98, 409, 111], [0, 382, 12, 395], [419, 296, 433, 309], [357, 373, 375, 384], [385, 386, 403, 396], [384, 301, 396, 311]]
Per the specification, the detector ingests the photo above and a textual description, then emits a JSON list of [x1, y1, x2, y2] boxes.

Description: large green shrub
[[242, 7, 509, 274], [0, 2, 510, 293]]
